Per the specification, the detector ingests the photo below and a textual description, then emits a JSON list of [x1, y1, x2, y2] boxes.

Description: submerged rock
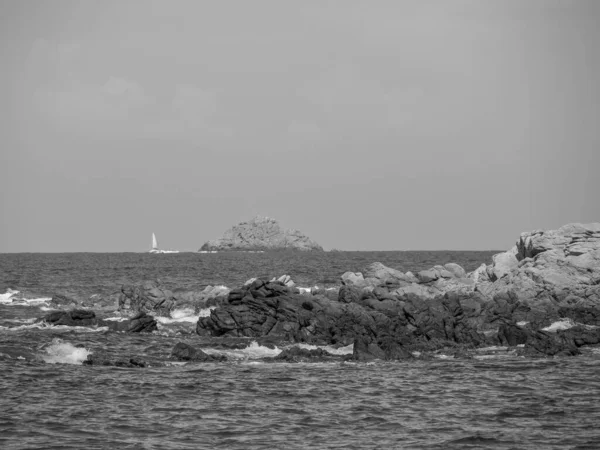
[[170, 342, 227, 362], [199, 215, 323, 252], [37, 309, 158, 333], [272, 346, 344, 362], [39, 309, 103, 327]]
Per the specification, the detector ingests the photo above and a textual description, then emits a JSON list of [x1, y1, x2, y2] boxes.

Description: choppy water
[[2, 252, 600, 449]]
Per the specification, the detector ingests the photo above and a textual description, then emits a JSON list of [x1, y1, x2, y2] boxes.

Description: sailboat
[[149, 233, 179, 254]]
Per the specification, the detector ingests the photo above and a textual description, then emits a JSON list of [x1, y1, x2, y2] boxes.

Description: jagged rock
[[118, 280, 177, 316], [475, 223, 600, 327], [199, 215, 323, 252], [194, 222, 600, 358]]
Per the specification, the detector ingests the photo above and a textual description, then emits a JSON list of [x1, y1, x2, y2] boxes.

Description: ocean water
[[2, 251, 600, 449]]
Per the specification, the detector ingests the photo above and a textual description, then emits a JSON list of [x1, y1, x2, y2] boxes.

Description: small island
[[199, 215, 323, 252]]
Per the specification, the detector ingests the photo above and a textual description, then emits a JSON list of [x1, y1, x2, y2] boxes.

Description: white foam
[[542, 319, 598, 332], [0, 322, 108, 332], [42, 338, 91, 364], [203, 341, 282, 360], [0, 289, 19, 303], [103, 316, 130, 322], [543, 319, 576, 332], [0, 290, 51, 307], [293, 343, 354, 355], [517, 321, 529, 326], [156, 307, 215, 325], [298, 286, 319, 294]]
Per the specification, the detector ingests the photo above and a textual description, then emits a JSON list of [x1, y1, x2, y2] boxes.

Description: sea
[[1, 251, 599, 449]]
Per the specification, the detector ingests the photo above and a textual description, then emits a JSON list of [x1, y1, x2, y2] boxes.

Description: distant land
[[199, 215, 323, 252]]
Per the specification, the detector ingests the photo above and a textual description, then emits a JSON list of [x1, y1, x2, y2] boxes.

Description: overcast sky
[[1, 0, 598, 252]]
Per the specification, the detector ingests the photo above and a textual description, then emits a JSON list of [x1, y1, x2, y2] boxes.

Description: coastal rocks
[[196, 278, 491, 358], [475, 223, 600, 327], [170, 342, 227, 362], [118, 280, 177, 316], [199, 215, 323, 252]]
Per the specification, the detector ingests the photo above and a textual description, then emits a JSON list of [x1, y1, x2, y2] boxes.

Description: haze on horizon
[[0, 0, 598, 253]]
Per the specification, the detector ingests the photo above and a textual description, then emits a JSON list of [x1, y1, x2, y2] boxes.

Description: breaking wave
[[41, 338, 91, 365]]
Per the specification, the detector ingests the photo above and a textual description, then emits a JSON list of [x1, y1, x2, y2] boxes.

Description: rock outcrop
[[196, 222, 600, 359], [38, 309, 158, 333], [117, 280, 177, 316], [199, 215, 323, 252]]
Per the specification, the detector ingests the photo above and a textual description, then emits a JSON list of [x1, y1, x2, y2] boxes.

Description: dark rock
[[105, 312, 158, 333], [38, 309, 102, 327], [170, 342, 227, 362], [338, 285, 363, 303], [273, 347, 341, 362]]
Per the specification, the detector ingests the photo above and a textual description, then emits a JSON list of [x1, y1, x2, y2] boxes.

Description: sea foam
[[203, 341, 283, 360], [0, 289, 51, 306], [42, 338, 91, 365], [156, 307, 215, 325]]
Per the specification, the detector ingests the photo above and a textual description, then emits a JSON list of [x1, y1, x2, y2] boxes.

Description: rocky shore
[[35, 222, 600, 362]]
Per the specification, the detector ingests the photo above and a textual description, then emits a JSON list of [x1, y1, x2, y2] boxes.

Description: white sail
[[149, 232, 179, 254]]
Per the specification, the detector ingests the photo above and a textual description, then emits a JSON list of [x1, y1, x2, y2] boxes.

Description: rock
[[417, 269, 439, 283], [352, 336, 411, 361], [38, 309, 102, 327], [477, 223, 600, 327], [83, 354, 150, 367], [48, 294, 79, 309], [489, 246, 519, 281], [362, 262, 411, 287], [118, 280, 177, 316], [340, 272, 366, 287], [193, 222, 600, 358], [273, 347, 341, 362], [199, 215, 323, 252], [338, 285, 363, 303], [444, 263, 467, 279], [170, 342, 227, 362]]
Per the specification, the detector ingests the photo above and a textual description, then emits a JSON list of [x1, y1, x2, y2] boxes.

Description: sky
[[0, 0, 599, 252]]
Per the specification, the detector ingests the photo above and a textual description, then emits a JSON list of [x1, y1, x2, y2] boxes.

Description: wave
[[0, 322, 109, 333], [542, 319, 599, 332], [203, 341, 283, 360], [156, 307, 215, 325], [293, 342, 354, 355], [201, 341, 354, 360], [0, 289, 51, 306], [41, 338, 91, 364]]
